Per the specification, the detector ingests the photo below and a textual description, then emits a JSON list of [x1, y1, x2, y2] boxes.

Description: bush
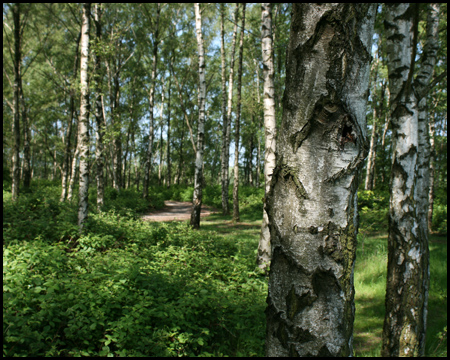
[[432, 204, 447, 235]]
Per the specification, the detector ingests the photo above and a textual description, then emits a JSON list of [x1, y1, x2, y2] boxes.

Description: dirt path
[[141, 201, 219, 222]]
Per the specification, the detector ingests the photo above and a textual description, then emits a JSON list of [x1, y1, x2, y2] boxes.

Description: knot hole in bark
[[340, 119, 357, 147]]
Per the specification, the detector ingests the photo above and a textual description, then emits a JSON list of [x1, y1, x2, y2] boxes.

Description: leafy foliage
[[3, 184, 267, 357]]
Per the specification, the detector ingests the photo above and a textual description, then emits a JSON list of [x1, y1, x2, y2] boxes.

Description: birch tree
[[190, 3, 206, 229], [256, 3, 276, 271], [77, 3, 90, 231], [93, 3, 105, 209], [265, 4, 375, 356], [382, 3, 442, 356], [221, 4, 239, 215], [142, 3, 161, 200], [232, 3, 245, 223]]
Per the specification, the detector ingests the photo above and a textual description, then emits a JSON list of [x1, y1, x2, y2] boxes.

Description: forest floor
[[141, 200, 220, 222]]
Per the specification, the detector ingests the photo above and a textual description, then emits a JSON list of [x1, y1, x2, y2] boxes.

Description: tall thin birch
[[78, 3, 91, 232], [233, 3, 246, 222], [257, 3, 277, 270], [190, 3, 206, 229]]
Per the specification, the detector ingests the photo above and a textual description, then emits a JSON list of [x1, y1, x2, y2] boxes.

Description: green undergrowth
[[3, 183, 267, 357], [3, 182, 447, 356]]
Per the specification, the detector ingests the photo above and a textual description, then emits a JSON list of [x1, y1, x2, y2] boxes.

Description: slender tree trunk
[[221, 4, 239, 215], [220, 4, 229, 214], [11, 3, 21, 201], [254, 58, 262, 189], [265, 4, 375, 356], [427, 106, 436, 231], [166, 70, 172, 188], [67, 130, 79, 202], [233, 3, 245, 223], [190, 3, 206, 229], [382, 3, 439, 357], [257, 3, 277, 270], [143, 4, 160, 199], [365, 58, 379, 191], [78, 3, 90, 232], [19, 83, 31, 189], [158, 78, 165, 186], [93, 3, 105, 209]]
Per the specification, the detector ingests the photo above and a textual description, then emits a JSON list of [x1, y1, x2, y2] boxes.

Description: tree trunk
[[265, 4, 375, 356], [382, 3, 439, 357], [232, 3, 245, 223], [143, 4, 160, 199], [190, 3, 206, 229], [11, 3, 21, 201], [93, 3, 105, 210], [166, 70, 172, 188], [20, 83, 31, 189], [221, 4, 239, 215], [257, 3, 277, 270], [220, 4, 228, 214], [427, 106, 436, 231], [365, 57, 380, 191], [254, 58, 262, 189], [77, 3, 90, 232]]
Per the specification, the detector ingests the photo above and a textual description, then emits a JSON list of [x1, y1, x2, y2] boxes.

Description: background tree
[[190, 3, 206, 229], [256, 3, 276, 272], [232, 3, 246, 223], [265, 4, 375, 356], [77, 3, 90, 231]]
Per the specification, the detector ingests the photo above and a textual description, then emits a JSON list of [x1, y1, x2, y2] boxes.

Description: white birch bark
[[382, 4, 440, 356], [190, 3, 206, 229], [265, 4, 375, 356], [257, 3, 277, 271], [78, 3, 90, 232]]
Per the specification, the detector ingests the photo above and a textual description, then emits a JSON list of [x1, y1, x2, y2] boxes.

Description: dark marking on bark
[[286, 285, 317, 320], [273, 160, 308, 200], [312, 268, 342, 300], [290, 121, 312, 153]]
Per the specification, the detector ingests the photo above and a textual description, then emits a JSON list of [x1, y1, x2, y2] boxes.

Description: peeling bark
[[265, 4, 375, 356], [382, 3, 439, 357]]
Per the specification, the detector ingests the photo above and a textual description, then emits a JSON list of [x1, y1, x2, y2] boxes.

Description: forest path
[[140, 200, 219, 222]]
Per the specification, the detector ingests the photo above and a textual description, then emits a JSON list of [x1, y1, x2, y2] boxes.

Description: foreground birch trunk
[[257, 3, 277, 271], [190, 3, 206, 229], [382, 3, 440, 356], [265, 4, 375, 356], [77, 3, 91, 232]]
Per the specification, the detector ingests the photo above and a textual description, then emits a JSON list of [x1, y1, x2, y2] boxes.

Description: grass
[[3, 183, 447, 356], [353, 233, 448, 357]]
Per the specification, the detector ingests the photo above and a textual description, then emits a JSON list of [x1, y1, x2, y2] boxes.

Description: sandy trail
[[140, 200, 219, 222]]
